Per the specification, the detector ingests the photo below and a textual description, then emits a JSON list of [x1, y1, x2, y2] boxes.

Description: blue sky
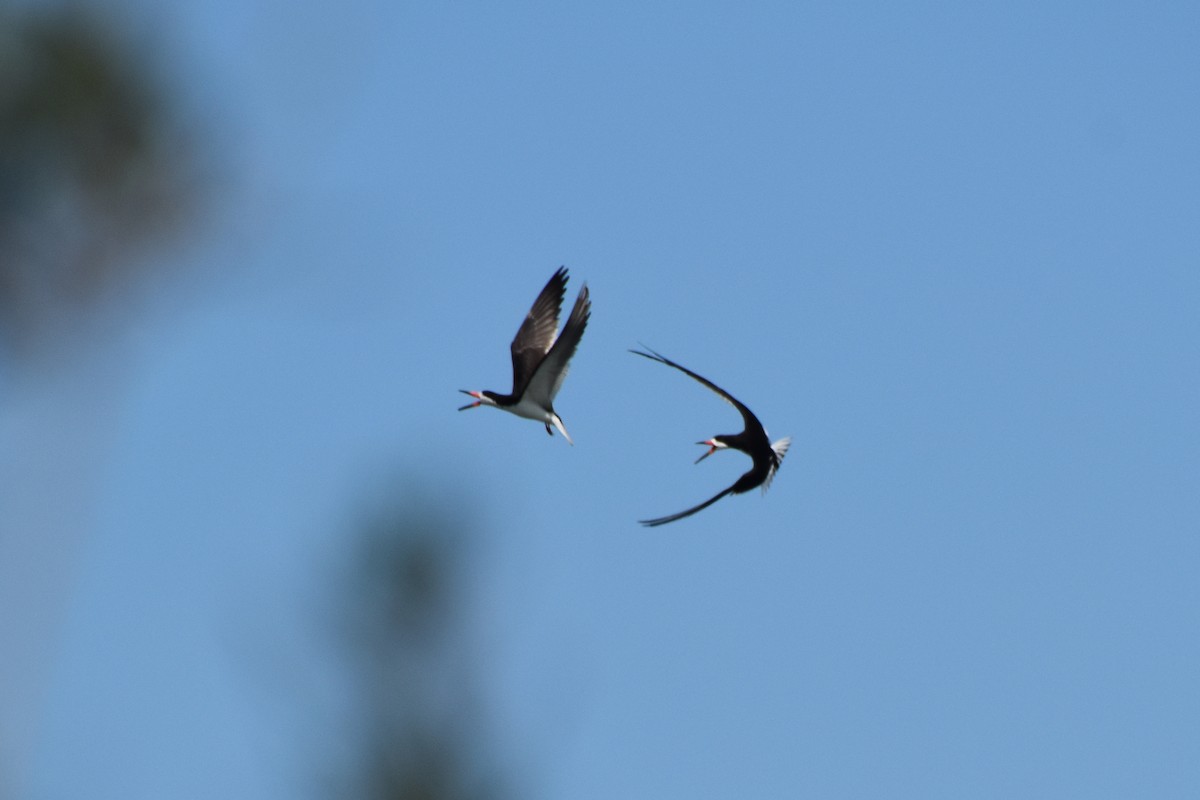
[[3, 1, 1199, 797]]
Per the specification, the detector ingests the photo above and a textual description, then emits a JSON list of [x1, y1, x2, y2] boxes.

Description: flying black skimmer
[[459, 267, 591, 444], [631, 347, 790, 526]]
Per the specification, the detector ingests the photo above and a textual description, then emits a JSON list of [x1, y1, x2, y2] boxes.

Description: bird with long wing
[[459, 267, 590, 444], [631, 347, 790, 525]]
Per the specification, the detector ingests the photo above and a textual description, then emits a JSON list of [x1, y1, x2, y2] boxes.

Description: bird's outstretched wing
[[510, 268, 567, 394], [525, 284, 590, 407], [639, 486, 736, 527], [629, 346, 766, 437]]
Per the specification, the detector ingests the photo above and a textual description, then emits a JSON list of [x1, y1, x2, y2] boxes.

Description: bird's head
[[694, 436, 731, 464], [458, 390, 499, 411]]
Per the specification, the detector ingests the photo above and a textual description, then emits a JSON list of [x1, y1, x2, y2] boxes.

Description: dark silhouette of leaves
[[0, 7, 199, 358]]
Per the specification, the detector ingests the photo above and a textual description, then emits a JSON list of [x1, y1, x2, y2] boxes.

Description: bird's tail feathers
[[761, 436, 791, 492], [551, 413, 574, 445]]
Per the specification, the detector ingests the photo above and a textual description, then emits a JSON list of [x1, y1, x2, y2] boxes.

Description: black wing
[[510, 268, 567, 394], [639, 485, 735, 527], [524, 283, 590, 408], [629, 347, 766, 438]]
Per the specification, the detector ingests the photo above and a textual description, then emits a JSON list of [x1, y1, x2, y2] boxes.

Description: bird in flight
[[459, 267, 591, 444], [631, 347, 790, 526]]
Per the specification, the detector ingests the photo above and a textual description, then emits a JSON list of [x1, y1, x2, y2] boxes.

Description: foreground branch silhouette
[[324, 484, 507, 800]]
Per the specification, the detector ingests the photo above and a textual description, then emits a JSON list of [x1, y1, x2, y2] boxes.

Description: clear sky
[[3, 1, 1199, 797]]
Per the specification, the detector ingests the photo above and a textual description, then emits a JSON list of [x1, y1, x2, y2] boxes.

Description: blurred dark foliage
[[330, 486, 507, 800], [0, 6, 198, 358]]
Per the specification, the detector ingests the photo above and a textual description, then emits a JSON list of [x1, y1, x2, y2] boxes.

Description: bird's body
[[631, 347, 790, 526], [459, 267, 590, 444]]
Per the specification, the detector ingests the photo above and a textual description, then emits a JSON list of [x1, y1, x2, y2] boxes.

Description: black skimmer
[[631, 347, 790, 526], [459, 267, 591, 444]]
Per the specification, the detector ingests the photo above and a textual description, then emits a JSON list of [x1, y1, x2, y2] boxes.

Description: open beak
[[694, 439, 717, 464], [458, 390, 483, 411]]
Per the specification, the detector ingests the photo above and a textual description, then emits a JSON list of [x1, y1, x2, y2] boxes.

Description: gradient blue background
[[3, 1, 1198, 797]]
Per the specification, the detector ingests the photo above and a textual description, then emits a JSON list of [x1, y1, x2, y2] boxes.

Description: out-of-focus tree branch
[[0, 6, 199, 359], [327, 484, 507, 800], [0, 8, 203, 793]]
